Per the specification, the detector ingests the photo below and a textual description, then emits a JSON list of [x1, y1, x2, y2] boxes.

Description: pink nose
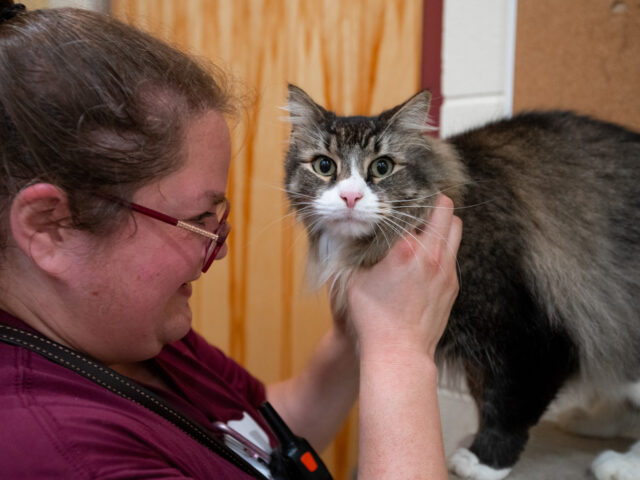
[[340, 191, 363, 209]]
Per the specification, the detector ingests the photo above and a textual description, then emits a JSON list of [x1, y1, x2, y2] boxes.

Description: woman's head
[[0, 2, 237, 362], [0, 2, 234, 243]]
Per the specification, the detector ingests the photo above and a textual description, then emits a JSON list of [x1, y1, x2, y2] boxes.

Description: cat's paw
[[448, 448, 512, 480], [591, 441, 640, 480]]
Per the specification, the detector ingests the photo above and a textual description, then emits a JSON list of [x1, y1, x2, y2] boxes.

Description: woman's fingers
[[427, 195, 455, 242], [415, 195, 459, 266], [448, 215, 463, 256]]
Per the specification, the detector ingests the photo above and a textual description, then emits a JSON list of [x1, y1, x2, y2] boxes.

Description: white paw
[[448, 448, 512, 480], [591, 441, 640, 480]]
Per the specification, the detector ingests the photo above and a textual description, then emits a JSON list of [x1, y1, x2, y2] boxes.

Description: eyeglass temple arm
[[128, 202, 179, 226], [99, 194, 221, 241]]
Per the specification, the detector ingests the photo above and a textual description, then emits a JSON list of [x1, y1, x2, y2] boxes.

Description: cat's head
[[284, 84, 465, 278]]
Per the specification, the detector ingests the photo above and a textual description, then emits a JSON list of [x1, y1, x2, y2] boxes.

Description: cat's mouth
[[324, 214, 375, 238]]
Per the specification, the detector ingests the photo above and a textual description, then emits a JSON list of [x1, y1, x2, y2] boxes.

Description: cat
[[283, 84, 640, 480]]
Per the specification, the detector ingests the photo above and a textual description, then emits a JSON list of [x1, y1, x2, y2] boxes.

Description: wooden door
[[110, 1, 423, 477]]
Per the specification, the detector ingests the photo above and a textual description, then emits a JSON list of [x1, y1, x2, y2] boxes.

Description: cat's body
[[284, 85, 640, 480]]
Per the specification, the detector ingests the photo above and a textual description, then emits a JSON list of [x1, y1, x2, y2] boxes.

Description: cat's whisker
[[388, 209, 424, 223], [284, 225, 318, 261], [289, 203, 315, 213], [372, 217, 394, 252], [381, 180, 483, 204], [289, 200, 318, 210], [305, 215, 331, 237], [413, 219, 464, 288], [370, 209, 426, 231], [268, 183, 320, 201], [382, 213, 463, 285], [391, 199, 496, 212], [378, 216, 426, 254], [375, 217, 413, 253], [284, 191, 319, 201], [383, 218, 427, 258], [287, 208, 314, 222], [241, 207, 315, 252]]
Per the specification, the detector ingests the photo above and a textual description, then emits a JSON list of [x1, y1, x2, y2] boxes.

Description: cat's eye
[[312, 155, 337, 177], [369, 156, 394, 179]]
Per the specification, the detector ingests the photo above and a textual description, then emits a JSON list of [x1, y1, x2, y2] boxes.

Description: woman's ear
[[9, 183, 75, 273]]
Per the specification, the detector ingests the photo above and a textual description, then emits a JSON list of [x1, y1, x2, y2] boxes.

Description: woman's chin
[[162, 304, 193, 345]]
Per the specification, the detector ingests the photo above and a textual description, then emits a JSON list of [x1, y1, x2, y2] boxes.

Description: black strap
[[0, 324, 269, 480]]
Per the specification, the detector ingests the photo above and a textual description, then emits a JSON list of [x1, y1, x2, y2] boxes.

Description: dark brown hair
[[0, 2, 233, 241]]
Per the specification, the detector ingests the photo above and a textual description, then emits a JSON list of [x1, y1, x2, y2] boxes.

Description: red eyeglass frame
[[100, 194, 230, 273]]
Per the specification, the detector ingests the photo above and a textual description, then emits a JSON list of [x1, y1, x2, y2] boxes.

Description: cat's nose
[[340, 191, 363, 209]]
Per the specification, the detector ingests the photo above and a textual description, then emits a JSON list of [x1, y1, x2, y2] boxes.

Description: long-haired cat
[[283, 84, 640, 480]]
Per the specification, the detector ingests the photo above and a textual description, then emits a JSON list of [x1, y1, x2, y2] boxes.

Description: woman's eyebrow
[[202, 190, 226, 204]]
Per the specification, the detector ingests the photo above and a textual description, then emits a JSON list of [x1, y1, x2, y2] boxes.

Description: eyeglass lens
[[202, 200, 231, 273]]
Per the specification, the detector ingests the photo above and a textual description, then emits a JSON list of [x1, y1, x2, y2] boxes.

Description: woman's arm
[[351, 195, 461, 479], [268, 194, 461, 477], [266, 325, 359, 452]]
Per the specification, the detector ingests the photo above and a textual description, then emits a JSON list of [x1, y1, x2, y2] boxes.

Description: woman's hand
[[348, 193, 462, 358], [352, 194, 462, 479]]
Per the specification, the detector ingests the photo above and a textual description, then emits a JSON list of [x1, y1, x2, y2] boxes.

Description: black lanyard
[[0, 324, 269, 480]]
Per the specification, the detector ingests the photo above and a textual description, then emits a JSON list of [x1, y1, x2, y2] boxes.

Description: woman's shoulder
[[1, 341, 248, 478], [0, 341, 154, 441], [0, 342, 127, 477]]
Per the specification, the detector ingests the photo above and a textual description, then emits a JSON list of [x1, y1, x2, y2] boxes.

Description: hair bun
[[0, 1, 26, 23]]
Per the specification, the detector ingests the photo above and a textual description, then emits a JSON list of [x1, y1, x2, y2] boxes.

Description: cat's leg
[[448, 332, 578, 480], [448, 378, 535, 480], [577, 381, 640, 480]]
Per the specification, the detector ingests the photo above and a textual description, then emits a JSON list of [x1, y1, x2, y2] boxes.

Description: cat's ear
[[382, 90, 433, 133], [285, 84, 327, 128]]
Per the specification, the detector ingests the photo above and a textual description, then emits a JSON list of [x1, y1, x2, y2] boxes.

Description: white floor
[[439, 388, 636, 479]]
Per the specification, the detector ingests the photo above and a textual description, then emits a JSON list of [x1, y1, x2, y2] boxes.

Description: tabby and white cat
[[283, 84, 640, 480]]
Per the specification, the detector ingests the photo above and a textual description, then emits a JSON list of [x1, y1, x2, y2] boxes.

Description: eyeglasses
[[102, 195, 231, 273]]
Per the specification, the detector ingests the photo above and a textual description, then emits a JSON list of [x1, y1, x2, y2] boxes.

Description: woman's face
[[66, 110, 231, 364]]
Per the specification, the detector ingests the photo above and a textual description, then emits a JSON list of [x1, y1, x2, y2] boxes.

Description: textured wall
[[514, 0, 640, 131]]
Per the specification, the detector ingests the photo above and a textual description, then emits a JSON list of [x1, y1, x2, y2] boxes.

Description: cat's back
[[446, 110, 639, 228], [446, 111, 640, 381], [448, 110, 639, 177]]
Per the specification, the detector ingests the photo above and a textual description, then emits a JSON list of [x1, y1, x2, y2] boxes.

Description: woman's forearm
[[358, 346, 447, 479], [266, 326, 359, 452]]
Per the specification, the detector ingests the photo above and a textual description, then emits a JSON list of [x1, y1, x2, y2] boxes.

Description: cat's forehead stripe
[[328, 118, 380, 151], [328, 136, 337, 152]]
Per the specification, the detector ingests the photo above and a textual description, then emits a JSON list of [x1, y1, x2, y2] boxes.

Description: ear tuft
[[384, 90, 434, 133], [284, 84, 327, 127]]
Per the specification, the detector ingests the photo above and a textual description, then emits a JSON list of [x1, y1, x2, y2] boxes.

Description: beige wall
[[110, 1, 423, 477], [514, 0, 640, 132]]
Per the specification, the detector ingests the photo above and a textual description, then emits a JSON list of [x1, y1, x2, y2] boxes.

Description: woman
[[0, 3, 461, 479]]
